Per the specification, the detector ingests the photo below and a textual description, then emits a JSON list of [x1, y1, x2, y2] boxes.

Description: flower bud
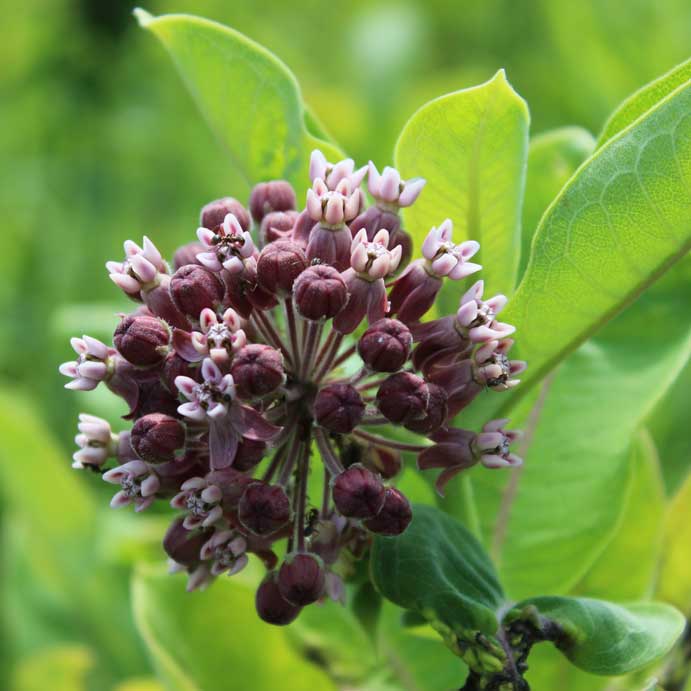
[[255, 571, 302, 625], [363, 488, 412, 535], [238, 482, 290, 535], [293, 265, 347, 321], [249, 181, 296, 223], [260, 210, 299, 244], [173, 241, 206, 270], [376, 372, 429, 425], [256, 240, 308, 295], [358, 319, 412, 372], [332, 464, 385, 519], [405, 383, 448, 434], [114, 315, 171, 367], [200, 197, 250, 232], [161, 352, 201, 393], [163, 517, 211, 567], [278, 552, 326, 606], [169, 265, 225, 320], [131, 413, 186, 463], [233, 437, 267, 472], [314, 383, 364, 434], [230, 344, 285, 399]]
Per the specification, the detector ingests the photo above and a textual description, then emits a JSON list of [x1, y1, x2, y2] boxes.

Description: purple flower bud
[[238, 482, 290, 536], [233, 437, 267, 472], [249, 181, 296, 223], [350, 205, 401, 242], [278, 552, 326, 606], [293, 265, 347, 321], [163, 516, 211, 567], [358, 319, 412, 372], [161, 351, 201, 393], [376, 372, 429, 425], [255, 571, 302, 626], [332, 464, 385, 519], [131, 413, 186, 463], [114, 315, 171, 367], [200, 197, 251, 232], [314, 383, 365, 434], [230, 344, 285, 399], [405, 383, 448, 435], [260, 210, 299, 244], [173, 242, 206, 270], [363, 488, 412, 535], [169, 265, 225, 321], [256, 240, 308, 295]]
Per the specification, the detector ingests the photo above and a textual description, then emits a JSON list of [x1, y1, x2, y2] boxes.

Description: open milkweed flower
[[59, 148, 524, 625], [334, 228, 402, 334], [388, 220, 481, 324], [309, 149, 367, 191], [196, 212, 256, 274], [367, 161, 426, 208]]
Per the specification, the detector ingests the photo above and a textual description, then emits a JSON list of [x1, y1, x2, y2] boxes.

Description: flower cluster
[[60, 150, 525, 625]]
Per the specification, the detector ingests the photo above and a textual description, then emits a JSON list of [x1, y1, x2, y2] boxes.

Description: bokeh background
[[1, 1, 690, 689]]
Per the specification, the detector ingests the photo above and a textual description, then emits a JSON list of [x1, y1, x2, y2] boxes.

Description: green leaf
[[496, 80, 691, 414], [456, 264, 691, 597], [131, 563, 336, 691], [135, 10, 342, 190], [516, 596, 684, 675], [656, 474, 691, 614], [370, 504, 505, 636], [395, 69, 529, 297], [520, 127, 595, 278], [598, 58, 691, 146], [572, 429, 665, 601]]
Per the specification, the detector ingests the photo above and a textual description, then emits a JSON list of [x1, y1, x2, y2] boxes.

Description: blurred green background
[[1, 1, 690, 689]]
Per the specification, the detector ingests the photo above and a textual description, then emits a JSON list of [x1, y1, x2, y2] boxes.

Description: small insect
[[303, 508, 320, 537]]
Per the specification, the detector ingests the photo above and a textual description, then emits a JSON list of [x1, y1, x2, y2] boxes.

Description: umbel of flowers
[[60, 151, 525, 625]]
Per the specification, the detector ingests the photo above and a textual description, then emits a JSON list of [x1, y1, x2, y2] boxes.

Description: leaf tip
[[133, 7, 155, 28]]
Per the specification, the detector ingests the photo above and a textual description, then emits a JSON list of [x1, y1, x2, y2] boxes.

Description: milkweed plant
[[58, 10, 691, 690]]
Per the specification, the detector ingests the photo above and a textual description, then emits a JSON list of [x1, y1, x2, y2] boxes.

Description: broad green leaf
[[458, 264, 691, 597], [656, 474, 691, 614], [135, 10, 342, 191], [520, 127, 595, 277], [598, 58, 691, 146], [572, 429, 665, 601], [395, 69, 529, 297], [370, 504, 505, 636], [497, 80, 691, 413], [645, 259, 691, 493], [131, 563, 336, 691], [647, 356, 691, 493], [10, 645, 93, 691], [516, 596, 684, 675]]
